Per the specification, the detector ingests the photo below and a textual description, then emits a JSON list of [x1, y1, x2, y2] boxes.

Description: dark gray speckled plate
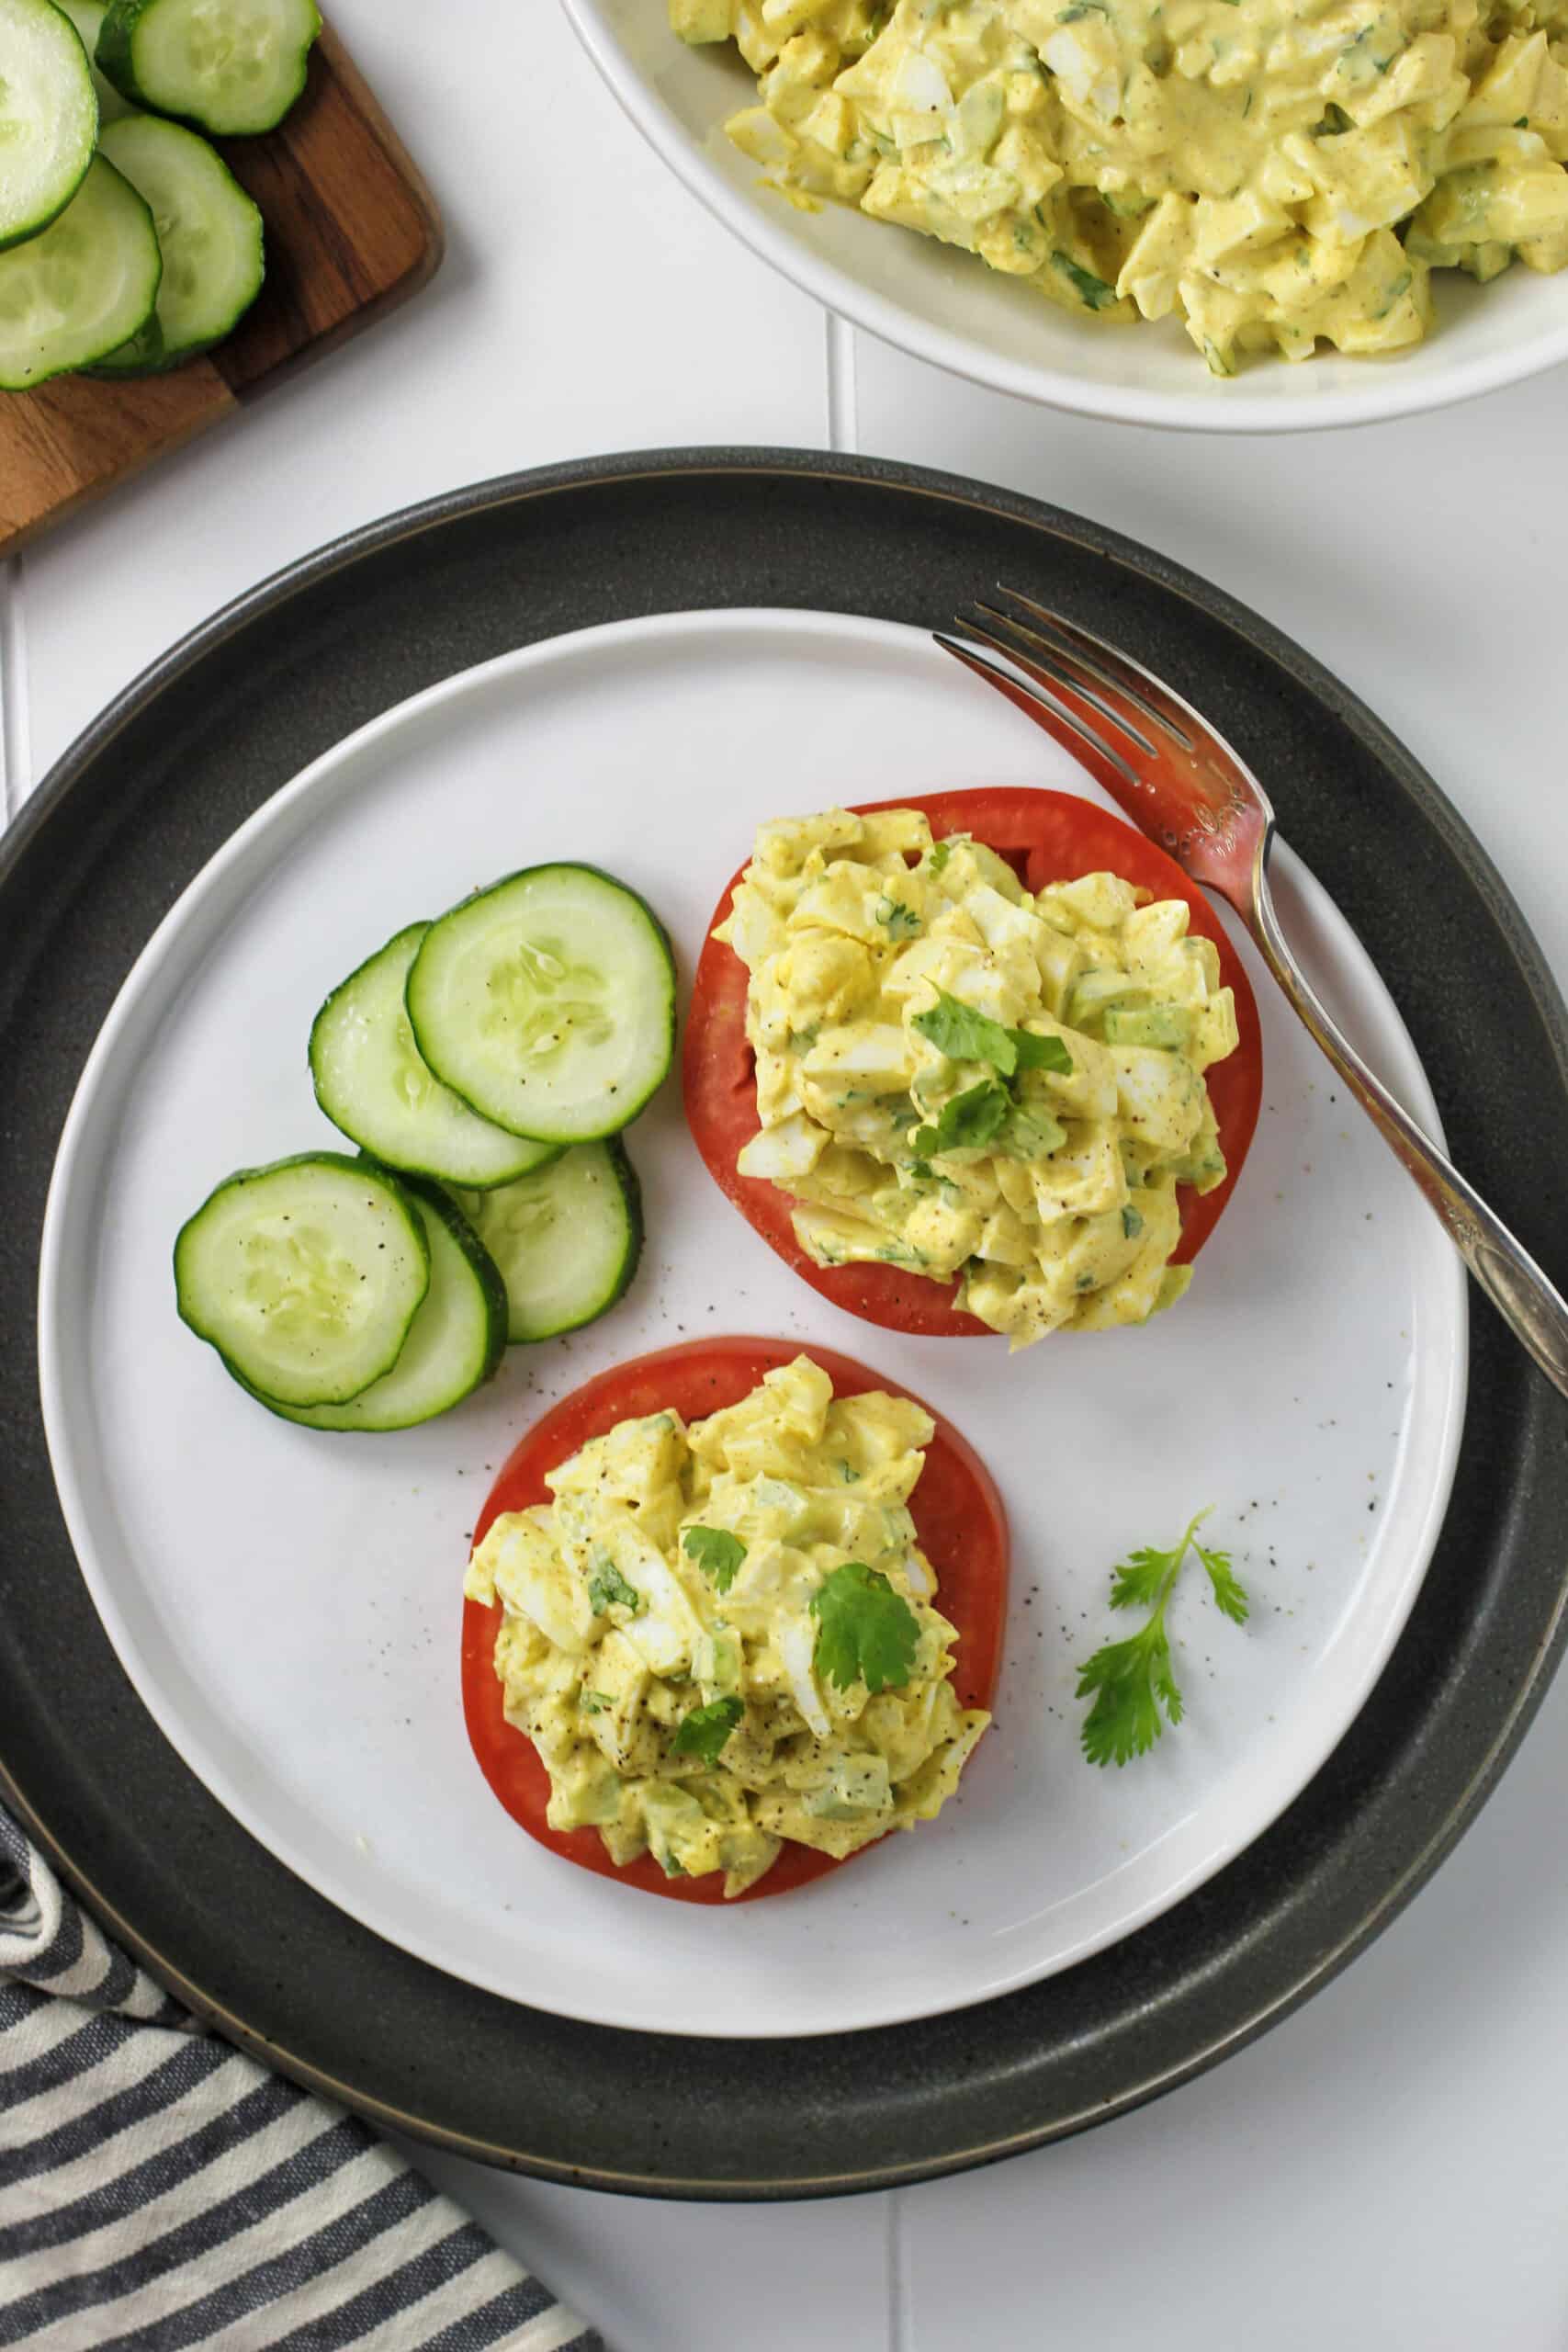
[[4, 449, 1566, 2197]]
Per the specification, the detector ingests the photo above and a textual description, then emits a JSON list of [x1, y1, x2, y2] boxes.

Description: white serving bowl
[[563, 0, 1568, 434]]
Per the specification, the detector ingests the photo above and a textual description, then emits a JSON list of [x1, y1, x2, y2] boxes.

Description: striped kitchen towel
[[0, 1809, 604, 2352]]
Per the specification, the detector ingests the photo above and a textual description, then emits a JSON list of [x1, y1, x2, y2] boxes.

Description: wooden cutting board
[[0, 25, 443, 555]]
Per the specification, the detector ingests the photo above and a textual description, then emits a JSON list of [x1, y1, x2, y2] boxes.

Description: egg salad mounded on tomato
[[463, 1355, 989, 1898], [714, 805, 1240, 1349], [670, 0, 1568, 373]]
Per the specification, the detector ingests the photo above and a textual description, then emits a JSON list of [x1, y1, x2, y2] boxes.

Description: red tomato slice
[[682, 787, 1263, 1338], [462, 1337, 1009, 1906]]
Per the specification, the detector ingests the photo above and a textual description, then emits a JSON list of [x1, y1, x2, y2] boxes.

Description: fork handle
[[1252, 873, 1568, 1401]]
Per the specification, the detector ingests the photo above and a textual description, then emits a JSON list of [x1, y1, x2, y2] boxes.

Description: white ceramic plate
[[39, 609, 1466, 2039], [563, 0, 1568, 435]]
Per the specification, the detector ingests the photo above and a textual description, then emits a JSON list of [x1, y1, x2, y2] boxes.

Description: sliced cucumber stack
[[3, 0, 322, 399], [260, 1177, 507, 1432], [451, 1142, 644, 1345], [310, 922, 563, 1189], [175, 1152, 429, 1407], [89, 113, 264, 376], [407, 865, 676, 1146], [0, 153, 160, 390], [176, 859, 670, 1433], [0, 0, 98, 253], [96, 0, 321, 136]]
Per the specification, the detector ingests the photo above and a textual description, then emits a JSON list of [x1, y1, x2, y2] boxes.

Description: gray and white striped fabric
[[0, 1809, 604, 2352]]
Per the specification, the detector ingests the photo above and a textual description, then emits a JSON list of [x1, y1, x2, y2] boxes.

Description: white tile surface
[[5, 4, 1568, 2346]]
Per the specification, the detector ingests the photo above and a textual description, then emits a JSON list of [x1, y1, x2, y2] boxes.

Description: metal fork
[[937, 587, 1568, 1401]]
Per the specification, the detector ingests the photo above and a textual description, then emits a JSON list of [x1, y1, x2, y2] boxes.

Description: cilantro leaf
[[683, 1526, 746, 1593], [811, 1562, 920, 1695], [1108, 1543, 1179, 1610], [1196, 1538, 1249, 1624], [1077, 1510, 1248, 1766], [913, 989, 1019, 1076], [1010, 1027, 1074, 1076], [580, 1689, 612, 1716], [912, 1080, 1010, 1157], [588, 1559, 642, 1616], [876, 898, 921, 940], [671, 1696, 745, 1765], [1077, 1621, 1180, 1765]]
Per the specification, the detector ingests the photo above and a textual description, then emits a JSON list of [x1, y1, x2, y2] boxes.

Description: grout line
[[826, 311, 860, 453], [887, 2188, 913, 2352], [0, 556, 32, 831]]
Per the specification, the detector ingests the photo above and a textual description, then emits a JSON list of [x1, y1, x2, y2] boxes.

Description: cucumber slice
[[0, 155, 160, 390], [174, 1151, 429, 1408], [450, 1141, 643, 1344], [260, 1178, 507, 1431], [96, 0, 321, 136], [89, 114, 264, 376], [0, 0, 97, 253], [310, 922, 564, 1190], [406, 866, 676, 1145], [53, 0, 135, 123]]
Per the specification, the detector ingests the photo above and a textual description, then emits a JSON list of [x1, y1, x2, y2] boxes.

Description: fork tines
[[952, 586, 1199, 758]]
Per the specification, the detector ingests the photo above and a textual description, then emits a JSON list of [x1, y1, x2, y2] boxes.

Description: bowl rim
[[561, 0, 1568, 435]]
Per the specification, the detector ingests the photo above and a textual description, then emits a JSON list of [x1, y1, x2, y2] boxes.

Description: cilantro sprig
[[683, 1526, 746, 1593], [1076, 1510, 1248, 1766], [671, 1696, 744, 1765], [811, 1562, 920, 1695], [908, 990, 1072, 1159]]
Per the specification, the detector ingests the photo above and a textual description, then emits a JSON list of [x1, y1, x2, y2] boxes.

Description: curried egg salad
[[716, 806, 1239, 1348], [465, 1356, 989, 1896], [670, 0, 1568, 371]]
